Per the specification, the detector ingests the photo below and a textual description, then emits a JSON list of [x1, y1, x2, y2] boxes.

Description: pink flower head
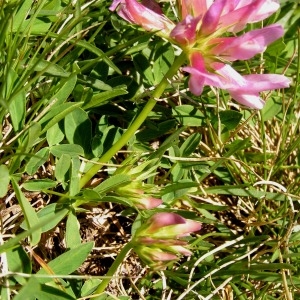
[[111, 0, 290, 109], [132, 212, 201, 270]]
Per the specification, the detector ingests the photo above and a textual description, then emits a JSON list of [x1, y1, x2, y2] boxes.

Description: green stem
[[94, 241, 134, 296], [80, 52, 187, 188]]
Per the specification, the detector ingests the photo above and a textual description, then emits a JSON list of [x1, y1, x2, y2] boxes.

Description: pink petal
[[212, 24, 284, 60], [136, 197, 162, 209], [246, 0, 280, 23], [180, 219, 202, 234], [110, 0, 122, 11], [241, 74, 291, 92], [110, 0, 174, 33], [170, 15, 201, 45], [171, 245, 193, 256], [211, 24, 284, 60], [219, 0, 279, 32], [184, 54, 248, 94], [228, 91, 265, 109], [148, 213, 186, 231], [212, 62, 248, 88], [147, 212, 201, 236], [151, 220, 201, 238], [150, 250, 178, 261], [180, 0, 212, 19], [184, 67, 205, 95], [184, 52, 226, 91], [228, 74, 291, 109], [200, 0, 226, 35]]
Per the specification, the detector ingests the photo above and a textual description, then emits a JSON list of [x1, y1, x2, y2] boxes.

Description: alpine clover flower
[[110, 0, 290, 109], [132, 212, 201, 270]]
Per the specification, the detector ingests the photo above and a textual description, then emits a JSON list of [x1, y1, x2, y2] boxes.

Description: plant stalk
[[93, 241, 133, 296], [80, 52, 186, 188]]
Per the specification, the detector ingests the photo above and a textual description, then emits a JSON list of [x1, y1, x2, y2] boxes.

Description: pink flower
[[132, 212, 201, 270], [110, 0, 290, 109]]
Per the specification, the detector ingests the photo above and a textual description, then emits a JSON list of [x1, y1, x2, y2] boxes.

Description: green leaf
[[9, 122, 41, 173], [261, 97, 282, 121], [0, 207, 69, 253], [82, 89, 128, 110], [74, 39, 121, 74], [39, 102, 83, 135], [6, 245, 31, 285], [136, 119, 177, 142], [36, 284, 76, 300], [50, 144, 84, 158], [218, 110, 243, 131], [13, 277, 40, 300], [69, 156, 81, 196], [225, 138, 252, 154], [37, 242, 94, 283], [55, 154, 71, 183], [180, 133, 202, 157], [76, 190, 132, 207], [11, 177, 41, 246], [173, 105, 204, 126], [78, 75, 112, 91], [170, 163, 184, 182], [66, 210, 81, 249], [265, 38, 286, 57], [49, 74, 77, 107], [90, 195, 132, 207], [0, 165, 10, 197], [107, 76, 138, 100], [162, 180, 199, 202], [9, 88, 26, 132], [202, 185, 293, 201], [46, 122, 64, 146], [14, 18, 52, 35], [92, 126, 123, 158], [93, 174, 131, 194], [11, 0, 32, 32], [80, 278, 101, 297], [25, 147, 50, 175], [15, 276, 76, 300], [29, 203, 69, 233], [28, 59, 71, 78], [64, 108, 92, 155], [148, 127, 186, 161], [152, 41, 174, 85], [133, 53, 154, 85], [23, 179, 57, 191], [73, 84, 93, 104]]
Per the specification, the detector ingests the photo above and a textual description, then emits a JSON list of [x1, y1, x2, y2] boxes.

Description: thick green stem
[[94, 241, 134, 296], [80, 52, 186, 188]]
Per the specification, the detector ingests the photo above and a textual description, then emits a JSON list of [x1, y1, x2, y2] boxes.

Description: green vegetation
[[0, 0, 299, 299]]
